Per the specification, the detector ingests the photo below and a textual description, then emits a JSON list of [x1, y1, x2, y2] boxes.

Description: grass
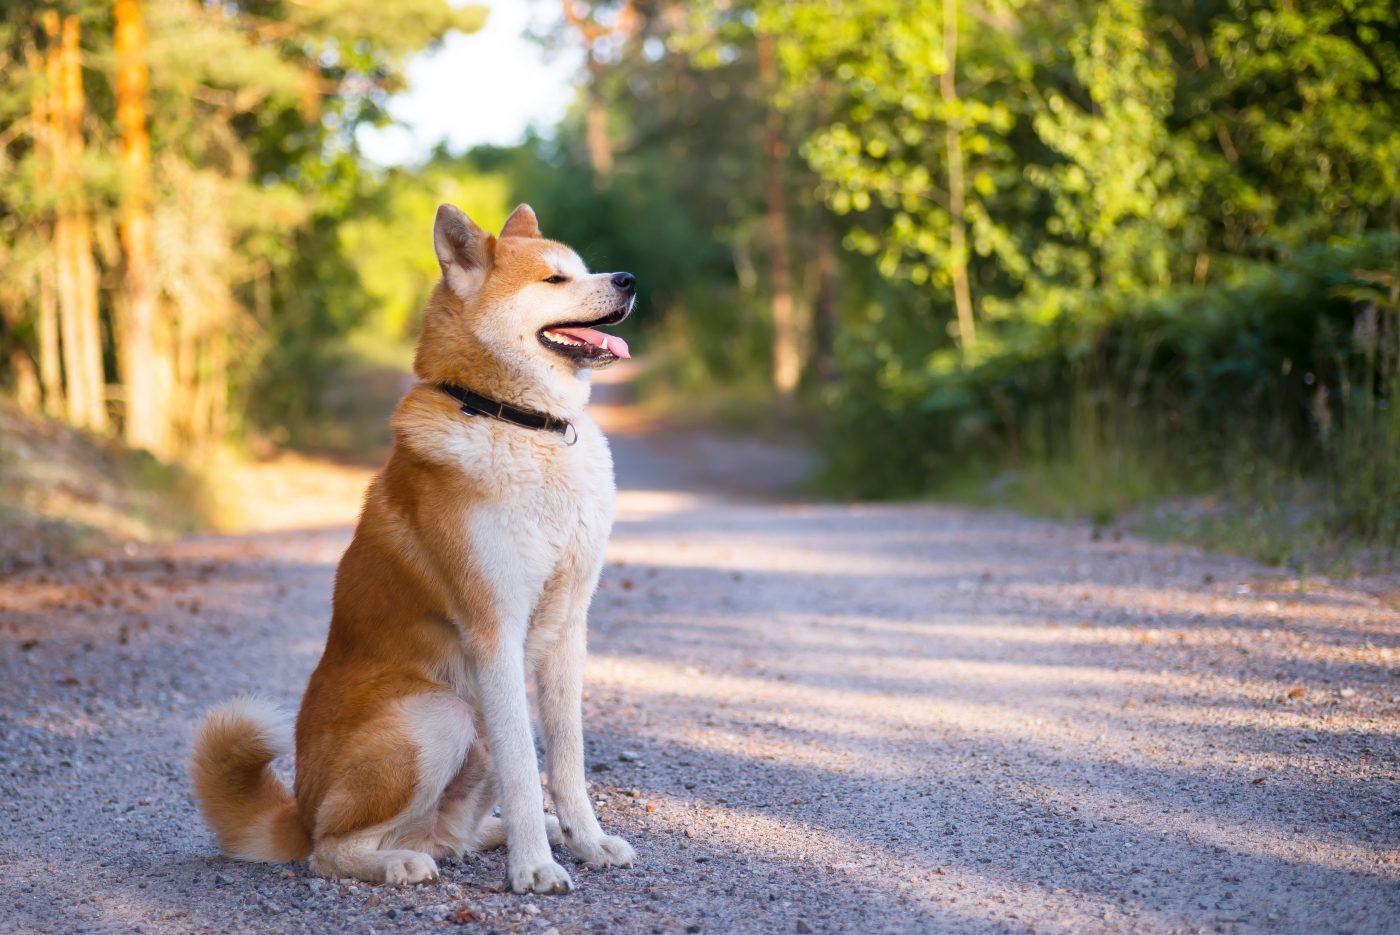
[[633, 360, 826, 447], [0, 400, 213, 569], [936, 429, 1396, 578], [248, 331, 414, 459]]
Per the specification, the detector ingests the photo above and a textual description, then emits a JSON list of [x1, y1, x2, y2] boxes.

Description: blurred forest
[[1, 0, 1398, 568]]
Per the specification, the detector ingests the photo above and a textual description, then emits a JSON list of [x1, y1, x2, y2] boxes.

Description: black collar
[[435, 383, 577, 444]]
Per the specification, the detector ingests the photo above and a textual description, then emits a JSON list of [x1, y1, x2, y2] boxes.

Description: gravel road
[[2, 376, 1398, 935]]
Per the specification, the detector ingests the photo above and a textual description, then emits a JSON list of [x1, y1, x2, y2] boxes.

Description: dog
[[190, 203, 637, 894]]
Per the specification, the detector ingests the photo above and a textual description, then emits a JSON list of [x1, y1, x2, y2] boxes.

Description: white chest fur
[[441, 413, 615, 640]]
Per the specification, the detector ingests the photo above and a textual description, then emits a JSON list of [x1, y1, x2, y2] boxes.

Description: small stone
[[214, 873, 233, 887], [796, 922, 813, 934], [1339, 688, 1357, 698], [590, 762, 612, 773], [619, 751, 640, 762]]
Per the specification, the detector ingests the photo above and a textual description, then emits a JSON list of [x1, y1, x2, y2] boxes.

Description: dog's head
[[415, 203, 634, 408]]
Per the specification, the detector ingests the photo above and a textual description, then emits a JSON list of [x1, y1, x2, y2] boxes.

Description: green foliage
[[339, 160, 513, 343], [767, 0, 1034, 296], [2, 0, 1397, 565], [821, 234, 1400, 557], [0, 0, 485, 443], [1321, 270, 1400, 546]]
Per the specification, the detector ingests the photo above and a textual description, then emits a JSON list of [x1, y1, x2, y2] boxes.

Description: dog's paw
[[507, 859, 574, 895], [567, 833, 636, 868], [383, 852, 439, 885]]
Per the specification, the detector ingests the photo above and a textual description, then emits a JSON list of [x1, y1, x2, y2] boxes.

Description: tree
[[762, 0, 1037, 352], [757, 32, 800, 396], [1, 0, 487, 450], [25, 43, 62, 416], [114, 0, 166, 455], [560, 0, 638, 181], [41, 11, 107, 431], [940, 0, 975, 348]]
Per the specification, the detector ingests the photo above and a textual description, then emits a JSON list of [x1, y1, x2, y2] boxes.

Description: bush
[[821, 233, 1400, 556]]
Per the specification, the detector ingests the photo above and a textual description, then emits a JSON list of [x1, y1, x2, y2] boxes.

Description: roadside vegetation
[[1, 1, 1396, 572], [0, 399, 207, 569]]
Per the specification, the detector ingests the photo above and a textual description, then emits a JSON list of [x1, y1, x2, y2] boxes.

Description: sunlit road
[[1, 371, 1397, 934]]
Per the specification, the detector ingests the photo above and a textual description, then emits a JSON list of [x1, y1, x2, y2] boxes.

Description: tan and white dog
[[190, 203, 636, 894]]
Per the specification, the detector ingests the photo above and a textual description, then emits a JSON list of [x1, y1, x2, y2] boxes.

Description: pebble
[[619, 750, 640, 762]]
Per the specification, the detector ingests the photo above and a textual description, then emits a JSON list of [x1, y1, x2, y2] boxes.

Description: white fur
[[445, 264, 487, 298], [444, 413, 623, 893], [312, 823, 440, 885], [200, 695, 295, 756]]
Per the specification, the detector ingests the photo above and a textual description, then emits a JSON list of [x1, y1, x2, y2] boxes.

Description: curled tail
[[190, 697, 311, 863]]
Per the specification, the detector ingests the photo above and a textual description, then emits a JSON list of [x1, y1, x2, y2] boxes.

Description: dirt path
[[1, 372, 1397, 935]]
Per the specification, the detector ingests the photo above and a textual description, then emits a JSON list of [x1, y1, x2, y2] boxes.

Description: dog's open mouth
[[538, 308, 631, 363]]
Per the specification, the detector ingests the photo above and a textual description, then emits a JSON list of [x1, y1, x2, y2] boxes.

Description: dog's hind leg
[[423, 736, 497, 859], [309, 692, 472, 884], [313, 827, 441, 885]]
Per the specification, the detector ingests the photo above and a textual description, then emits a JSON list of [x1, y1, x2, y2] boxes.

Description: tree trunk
[[585, 51, 613, 178], [758, 33, 800, 397], [44, 12, 85, 428], [9, 350, 42, 413], [115, 0, 168, 455], [812, 219, 840, 384], [36, 251, 62, 417], [561, 1, 628, 181], [941, 0, 976, 351], [52, 14, 107, 431], [28, 48, 64, 418]]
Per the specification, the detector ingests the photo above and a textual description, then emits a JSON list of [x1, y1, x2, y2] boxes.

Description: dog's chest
[[459, 422, 615, 585]]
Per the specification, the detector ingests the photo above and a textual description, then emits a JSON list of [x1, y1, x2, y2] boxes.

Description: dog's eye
[[543, 275, 568, 284]]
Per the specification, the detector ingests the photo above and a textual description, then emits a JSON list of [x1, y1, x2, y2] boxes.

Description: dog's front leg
[[474, 639, 573, 894], [537, 612, 636, 868]]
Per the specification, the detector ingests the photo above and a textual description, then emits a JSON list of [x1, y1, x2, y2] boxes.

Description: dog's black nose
[[611, 272, 636, 294]]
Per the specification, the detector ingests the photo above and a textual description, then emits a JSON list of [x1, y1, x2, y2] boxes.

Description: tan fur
[[191, 203, 637, 892], [190, 697, 310, 863]]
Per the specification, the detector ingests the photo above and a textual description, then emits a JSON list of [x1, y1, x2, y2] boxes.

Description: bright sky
[[356, 1, 582, 166]]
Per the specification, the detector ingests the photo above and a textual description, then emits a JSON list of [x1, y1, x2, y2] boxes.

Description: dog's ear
[[500, 204, 541, 239], [434, 204, 495, 297]]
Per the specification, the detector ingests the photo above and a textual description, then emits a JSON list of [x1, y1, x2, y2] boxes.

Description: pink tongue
[[548, 327, 630, 359]]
